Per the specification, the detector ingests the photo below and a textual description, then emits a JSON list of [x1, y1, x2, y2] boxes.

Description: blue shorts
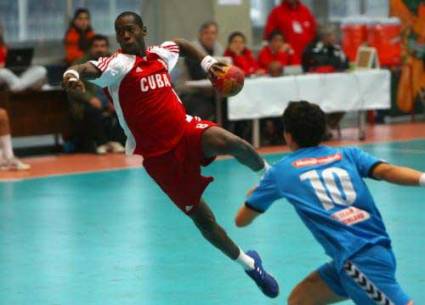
[[318, 245, 411, 305]]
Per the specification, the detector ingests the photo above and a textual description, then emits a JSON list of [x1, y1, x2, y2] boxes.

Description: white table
[[228, 70, 391, 147]]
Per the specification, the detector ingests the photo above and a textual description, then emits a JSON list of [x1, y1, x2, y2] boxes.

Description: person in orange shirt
[[64, 8, 95, 65], [224, 32, 265, 77], [258, 30, 297, 76]]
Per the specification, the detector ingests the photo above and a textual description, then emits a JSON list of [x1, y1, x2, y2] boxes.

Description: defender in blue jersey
[[235, 101, 425, 305]]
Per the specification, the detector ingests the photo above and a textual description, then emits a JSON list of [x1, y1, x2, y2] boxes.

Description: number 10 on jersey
[[300, 167, 357, 210]]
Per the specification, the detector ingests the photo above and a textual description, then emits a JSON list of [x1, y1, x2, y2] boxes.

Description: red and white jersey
[[89, 41, 187, 157]]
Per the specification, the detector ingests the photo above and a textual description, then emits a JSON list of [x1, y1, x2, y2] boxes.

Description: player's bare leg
[[202, 126, 266, 172], [0, 109, 30, 170], [190, 199, 239, 259], [288, 271, 346, 305], [190, 199, 279, 298]]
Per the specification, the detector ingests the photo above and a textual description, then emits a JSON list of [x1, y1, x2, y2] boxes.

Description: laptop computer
[[5, 48, 34, 74]]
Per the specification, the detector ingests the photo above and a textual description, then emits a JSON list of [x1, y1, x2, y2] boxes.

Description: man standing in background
[[264, 0, 317, 64]]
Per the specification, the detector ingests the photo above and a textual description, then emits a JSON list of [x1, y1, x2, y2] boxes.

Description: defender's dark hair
[[115, 11, 144, 29], [282, 101, 326, 147], [267, 29, 284, 42], [227, 31, 246, 44], [89, 34, 109, 47]]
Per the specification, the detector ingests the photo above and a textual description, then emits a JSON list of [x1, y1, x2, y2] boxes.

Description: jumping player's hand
[[62, 74, 86, 92], [207, 62, 227, 81]]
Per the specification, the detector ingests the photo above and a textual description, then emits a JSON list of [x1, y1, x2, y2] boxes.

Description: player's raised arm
[[173, 38, 226, 77], [372, 163, 425, 187], [62, 62, 101, 92]]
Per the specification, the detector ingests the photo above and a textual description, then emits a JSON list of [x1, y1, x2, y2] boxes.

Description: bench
[[0, 89, 69, 146]]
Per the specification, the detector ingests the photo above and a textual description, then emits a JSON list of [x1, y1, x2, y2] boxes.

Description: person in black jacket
[[302, 24, 349, 73], [302, 24, 349, 139]]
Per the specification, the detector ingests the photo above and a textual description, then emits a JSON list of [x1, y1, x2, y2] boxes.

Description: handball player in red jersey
[[62, 11, 279, 298]]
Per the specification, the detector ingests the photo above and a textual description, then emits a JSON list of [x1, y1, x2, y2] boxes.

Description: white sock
[[0, 135, 14, 159], [236, 249, 255, 270]]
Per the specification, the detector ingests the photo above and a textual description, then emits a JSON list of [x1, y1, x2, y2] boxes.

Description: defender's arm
[[235, 204, 261, 227], [372, 163, 425, 186]]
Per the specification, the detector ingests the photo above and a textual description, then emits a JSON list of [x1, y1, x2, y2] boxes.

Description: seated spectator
[[302, 24, 350, 138], [0, 108, 30, 170], [302, 24, 349, 73], [182, 21, 224, 121], [264, 0, 317, 64], [67, 34, 125, 154], [258, 30, 297, 76], [64, 8, 95, 65], [0, 25, 47, 92], [224, 31, 265, 76]]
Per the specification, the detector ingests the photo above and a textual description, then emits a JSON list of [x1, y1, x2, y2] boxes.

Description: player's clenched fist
[[62, 69, 86, 92]]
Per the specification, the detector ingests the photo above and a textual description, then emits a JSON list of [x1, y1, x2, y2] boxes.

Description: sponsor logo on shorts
[[185, 205, 193, 212]]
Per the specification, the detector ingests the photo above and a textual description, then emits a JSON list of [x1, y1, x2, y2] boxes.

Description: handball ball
[[212, 65, 245, 97]]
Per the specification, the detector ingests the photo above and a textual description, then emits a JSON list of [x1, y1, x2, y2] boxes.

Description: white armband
[[63, 69, 80, 80], [420, 173, 425, 187], [201, 55, 218, 72]]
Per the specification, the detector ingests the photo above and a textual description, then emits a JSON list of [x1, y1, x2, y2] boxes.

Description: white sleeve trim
[[88, 53, 135, 88], [149, 41, 180, 72]]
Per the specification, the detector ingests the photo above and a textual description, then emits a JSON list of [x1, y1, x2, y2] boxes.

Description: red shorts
[[143, 117, 217, 215]]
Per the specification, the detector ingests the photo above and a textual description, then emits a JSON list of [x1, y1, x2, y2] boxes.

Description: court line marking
[[0, 165, 141, 183], [1, 138, 424, 183]]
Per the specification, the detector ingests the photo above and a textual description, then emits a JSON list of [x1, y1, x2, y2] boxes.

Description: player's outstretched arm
[[372, 163, 425, 187], [62, 62, 101, 92], [173, 38, 207, 62], [235, 205, 261, 227], [173, 38, 226, 78], [235, 187, 262, 227]]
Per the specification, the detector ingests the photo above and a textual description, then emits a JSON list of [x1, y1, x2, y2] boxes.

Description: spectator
[[258, 30, 296, 76], [0, 108, 30, 170], [64, 8, 95, 65], [67, 34, 125, 154], [224, 31, 264, 76], [182, 21, 224, 121], [0, 25, 47, 92], [185, 21, 224, 80], [302, 24, 350, 138], [264, 0, 317, 64], [302, 24, 349, 73]]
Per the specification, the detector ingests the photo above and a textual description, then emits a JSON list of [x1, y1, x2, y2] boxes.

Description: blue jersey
[[247, 146, 391, 269]]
